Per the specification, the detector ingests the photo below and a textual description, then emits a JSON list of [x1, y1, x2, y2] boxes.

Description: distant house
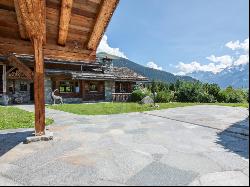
[[0, 55, 148, 105]]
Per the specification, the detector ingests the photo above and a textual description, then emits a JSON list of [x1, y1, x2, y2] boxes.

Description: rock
[[24, 132, 54, 144], [141, 96, 154, 104]]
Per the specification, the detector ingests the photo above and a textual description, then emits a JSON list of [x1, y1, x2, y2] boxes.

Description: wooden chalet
[[0, 0, 148, 136]]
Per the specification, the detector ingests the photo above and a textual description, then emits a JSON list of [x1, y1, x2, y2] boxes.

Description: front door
[[30, 83, 34, 101]]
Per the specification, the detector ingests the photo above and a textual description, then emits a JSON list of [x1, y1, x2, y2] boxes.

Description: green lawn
[[48, 102, 249, 116], [0, 106, 54, 130], [206, 103, 249, 108]]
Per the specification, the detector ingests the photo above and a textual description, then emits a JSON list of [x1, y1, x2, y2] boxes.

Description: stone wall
[[105, 81, 115, 102], [45, 76, 52, 104], [62, 98, 82, 104], [11, 80, 32, 104]]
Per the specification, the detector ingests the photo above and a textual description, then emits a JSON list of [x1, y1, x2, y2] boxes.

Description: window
[[59, 81, 74, 93], [89, 82, 98, 92], [20, 82, 28, 92], [58, 81, 80, 94], [116, 82, 130, 93], [75, 81, 80, 93]]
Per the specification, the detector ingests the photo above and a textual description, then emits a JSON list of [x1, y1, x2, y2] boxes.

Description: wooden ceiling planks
[[0, 0, 120, 62]]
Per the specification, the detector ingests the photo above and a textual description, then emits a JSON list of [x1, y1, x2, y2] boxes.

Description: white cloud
[[234, 55, 249, 66], [206, 55, 233, 67], [147, 61, 163, 70], [176, 38, 249, 75], [177, 55, 234, 75], [176, 61, 224, 74], [226, 38, 249, 53], [97, 35, 128, 59]]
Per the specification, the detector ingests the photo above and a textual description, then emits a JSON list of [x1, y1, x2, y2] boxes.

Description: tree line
[[131, 80, 249, 104]]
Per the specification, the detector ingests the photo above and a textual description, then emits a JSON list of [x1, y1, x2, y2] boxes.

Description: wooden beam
[[14, 0, 29, 40], [58, 0, 74, 45], [16, 0, 46, 136], [0, 37, 96, 62], [7, 54, 34, 80], [16, 0, 46, 44], [6, 67, 16, 75], [87, 0, 119, 50]]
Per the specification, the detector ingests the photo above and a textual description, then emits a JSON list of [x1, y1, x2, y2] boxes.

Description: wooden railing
[[112, 93, 132, 102], [83, 92, 105, 101]]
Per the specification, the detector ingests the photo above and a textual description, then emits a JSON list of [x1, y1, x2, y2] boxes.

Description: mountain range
[[188, 64, 249, 88], [97, 52, 196, 83], [97, 52, 249, 88]]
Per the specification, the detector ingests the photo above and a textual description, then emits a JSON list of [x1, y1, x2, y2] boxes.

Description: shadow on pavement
[[0, 131, 33, 157], [217, 117, 249, 159]]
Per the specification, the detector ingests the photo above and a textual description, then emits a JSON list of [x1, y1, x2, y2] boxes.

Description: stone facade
[[7, 79, 32, 104], [1, 78, 139, 105], [45, 76, 52, 104], [105, 80, 115, 102], [62, 98, 82, 104]]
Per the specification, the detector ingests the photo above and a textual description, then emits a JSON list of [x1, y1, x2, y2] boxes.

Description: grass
[[206, 103, 249, 108], [0, 106, 54, 130], [48, 102, 248, 116]]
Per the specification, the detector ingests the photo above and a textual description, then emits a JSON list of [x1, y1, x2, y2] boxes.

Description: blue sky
[[98, 0, 249, 74]]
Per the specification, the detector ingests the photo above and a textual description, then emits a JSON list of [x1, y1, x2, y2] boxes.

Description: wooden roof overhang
[[0, 0, 119, 136], [0, 0, 119, 62], [0, 55, 102, 68]]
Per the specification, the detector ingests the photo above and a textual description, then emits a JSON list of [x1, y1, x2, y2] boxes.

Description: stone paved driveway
[[0, 105, 249, 186]]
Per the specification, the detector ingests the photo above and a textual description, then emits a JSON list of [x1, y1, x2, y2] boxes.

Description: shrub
[[197, 92, 216, 103], [175, 82, 203, 102], [131, 90, 146, 102], [156, 91, 174, 103], [218, 87, 246, 103]]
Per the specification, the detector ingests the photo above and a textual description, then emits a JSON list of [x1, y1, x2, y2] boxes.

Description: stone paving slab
[[0, 175, 22, 186], [190, 171, 249, 186], [0, 105, 249, 186]]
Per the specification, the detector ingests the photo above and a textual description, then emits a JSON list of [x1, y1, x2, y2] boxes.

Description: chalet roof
[[111, 67, 149, 81], [46, 67, 149, 82], [0, 0, 119, 62]]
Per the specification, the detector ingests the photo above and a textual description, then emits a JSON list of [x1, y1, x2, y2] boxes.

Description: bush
[[197, 92, 216, 103], [175, 82, 203, 102], [132, 81, 248, 104], [131, 90, 146, 102], [156, 91, 174, 103], [218, 87, 246, 103]]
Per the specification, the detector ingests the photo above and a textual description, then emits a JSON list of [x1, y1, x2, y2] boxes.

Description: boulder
[[141, 96, 154, 104]]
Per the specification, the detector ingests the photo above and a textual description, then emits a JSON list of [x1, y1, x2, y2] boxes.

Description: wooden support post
[[33, 38, 45, 136], [16, 0, 46, 136]]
